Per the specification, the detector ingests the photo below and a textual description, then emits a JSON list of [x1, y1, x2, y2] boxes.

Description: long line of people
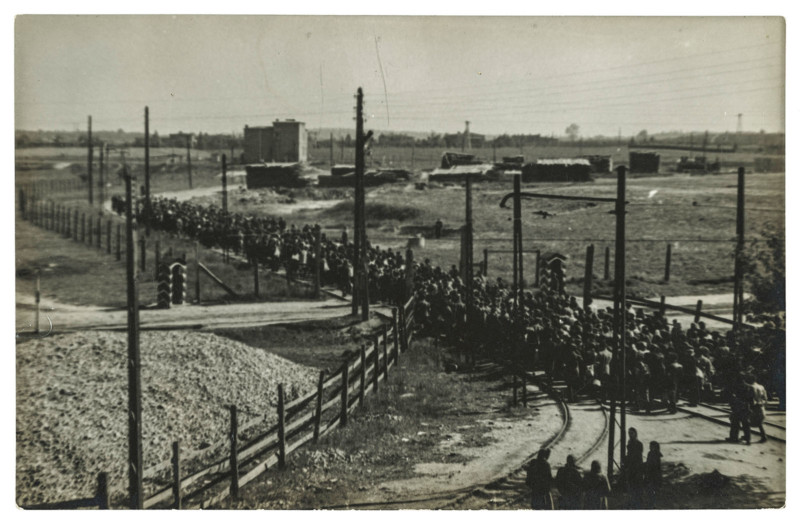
[[112, 194, 785, 417]]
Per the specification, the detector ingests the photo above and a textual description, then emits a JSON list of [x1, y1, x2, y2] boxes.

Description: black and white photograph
[[11, 10, 788, 513]]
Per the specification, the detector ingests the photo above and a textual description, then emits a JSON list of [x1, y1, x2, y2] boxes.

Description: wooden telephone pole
[[608, 165, 627, 482], [87, 116, 93, 205], [144, 106, 151, 236], [354, 88, 369, 320], [124, 168, 144, 508], [222, 154, 228, 214]]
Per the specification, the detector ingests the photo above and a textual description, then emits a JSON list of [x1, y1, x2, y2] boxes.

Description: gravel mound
[[16, 330, 318, 506]]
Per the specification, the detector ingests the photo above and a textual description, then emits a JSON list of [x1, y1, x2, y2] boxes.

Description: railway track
[[321, 364, 611, 510], [675, 402, 785, 443]]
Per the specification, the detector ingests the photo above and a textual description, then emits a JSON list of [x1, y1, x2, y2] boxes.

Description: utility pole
[[124, 168, 143, 509], [612, 165, 627, 482], [186, 136, 193, 189], [464, 175, 474, 365], [98, 141, 105, 207], [512, 172, 523, 310], [144, 106, 151, 236], [87, 116, 93, 205], [355, 88, 369, 320], [222, 154, 228, 214], [733, 167, 745, 337]]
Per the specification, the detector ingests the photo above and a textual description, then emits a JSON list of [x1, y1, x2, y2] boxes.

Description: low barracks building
[[243, 120, 308, 163]]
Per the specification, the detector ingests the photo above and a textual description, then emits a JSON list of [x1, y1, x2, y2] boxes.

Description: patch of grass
[[15, 205, 317, 309], [322, 200, 422, 225], [213, 318, 357, 372]]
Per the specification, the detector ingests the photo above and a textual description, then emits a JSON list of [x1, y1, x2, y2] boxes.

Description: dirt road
[[15, 292, 358, 334]]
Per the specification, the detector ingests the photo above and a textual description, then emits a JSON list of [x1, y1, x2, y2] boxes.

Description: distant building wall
[[273, 120, 307, 163], [629, 151, 661, 174], [243, 126, 273, 163], [243, 120, 307, 163]]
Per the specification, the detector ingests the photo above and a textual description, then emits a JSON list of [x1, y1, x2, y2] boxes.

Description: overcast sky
[[14, 15, 784, 138]]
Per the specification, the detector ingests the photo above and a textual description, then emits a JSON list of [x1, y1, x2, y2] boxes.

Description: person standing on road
[[526, 448, 554, 510], [727, 374, 753, 445], [555, 454, 584, 510], [626, 427, 645, 508], [643, 441, 663, 508], [748, 373, 769, 443], [583, 460, 611, 510]]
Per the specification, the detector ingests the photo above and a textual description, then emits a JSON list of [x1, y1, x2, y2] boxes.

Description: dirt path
[[15, 292, 359, 334]]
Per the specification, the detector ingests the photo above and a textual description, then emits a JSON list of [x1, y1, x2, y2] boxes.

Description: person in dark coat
[[626, 427, 645, 508], [555, 454, 584, 510], [526, 448, 554, 510], [583, 460, 611, 510], [643, 441, 663, 508]]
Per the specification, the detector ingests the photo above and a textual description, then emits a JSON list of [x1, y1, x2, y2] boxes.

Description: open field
[[15, 139, 785, 306], [196, 172, 785, 300]]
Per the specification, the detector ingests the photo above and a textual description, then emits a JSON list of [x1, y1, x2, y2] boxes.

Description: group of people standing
[[526, 428, 662, 510]]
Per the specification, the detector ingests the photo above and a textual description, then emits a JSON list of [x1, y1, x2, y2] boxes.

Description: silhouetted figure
[[583, 460, 611, 510], [555, 454, 583, 510], [626, 427, 644, 508], [526, 448, 554, 510], [643, 441, 663, 508]]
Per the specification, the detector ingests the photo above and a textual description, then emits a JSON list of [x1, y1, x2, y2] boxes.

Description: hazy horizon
[[15, 16, 785, 138]]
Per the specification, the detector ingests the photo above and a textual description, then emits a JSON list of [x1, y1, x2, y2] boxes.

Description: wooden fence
[[135, 302, 414, 509]]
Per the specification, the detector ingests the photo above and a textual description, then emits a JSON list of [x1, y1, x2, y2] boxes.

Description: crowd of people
[[110, 192, 784, 508], [113, 193, 785, 428]]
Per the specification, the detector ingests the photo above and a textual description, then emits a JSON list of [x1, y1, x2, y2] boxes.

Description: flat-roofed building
[[243, 120, 307, 163]]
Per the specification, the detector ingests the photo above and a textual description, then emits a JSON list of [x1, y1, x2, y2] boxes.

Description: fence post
[[373, 342, 380, 393], [171, 441, 182, 509], [313, 371, 324, 442], [81, 213, 86, 243], [664, 243, 672, 282], [359, 345, 366, 405], [391, 308, 400, 363], [694, 300, 703, 323], [382, 330, 389, 381], [399, 307, 407, 354], [107, 220, 112, 254], [34, 269, 41, 335], [95, 216, 101, 249], [87, 213, 92, 244], [277, 384, 286, 469], [340, 361, 349, 427], [116, 224, 122, 261], [483, 248, 489, 277], [229, 405, 239, 501], [97, 472, 109, 510], [604, 246, 610, 281], [194, 242, 201, 303], [140, 237, 146, 272], [73, 210, 79, 240]]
